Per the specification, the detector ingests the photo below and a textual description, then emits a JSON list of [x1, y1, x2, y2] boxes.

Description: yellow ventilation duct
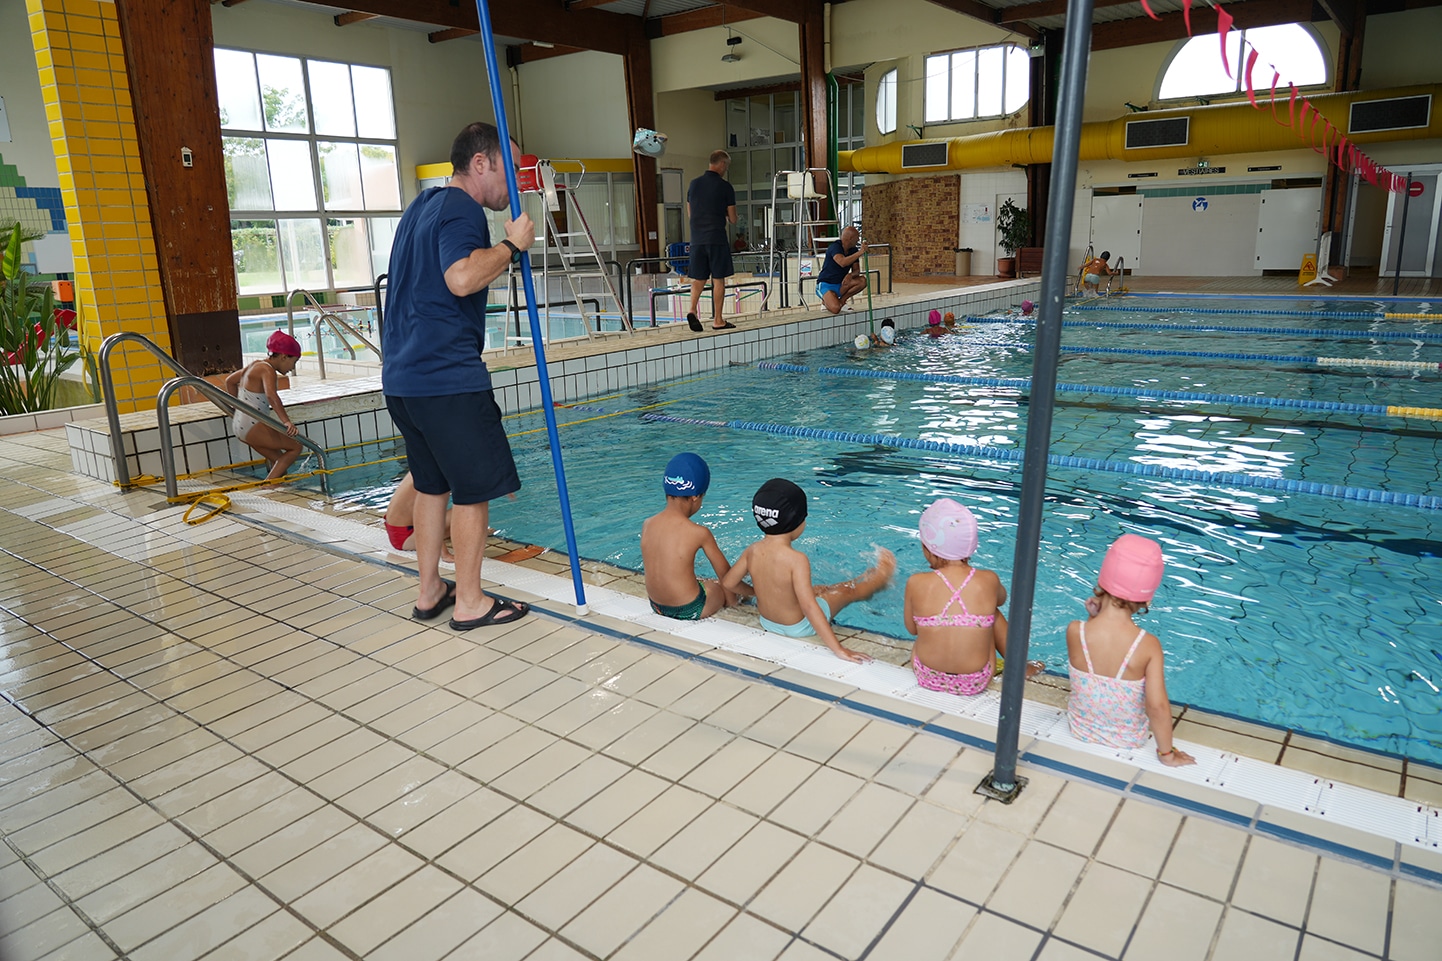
[[840, 84, 1442, 174]]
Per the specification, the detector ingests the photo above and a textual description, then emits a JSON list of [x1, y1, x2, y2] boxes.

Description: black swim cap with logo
[[752, 478, 807, 535]]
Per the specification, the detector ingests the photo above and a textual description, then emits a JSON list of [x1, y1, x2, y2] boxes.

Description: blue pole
[[474, 0, 588, 613]]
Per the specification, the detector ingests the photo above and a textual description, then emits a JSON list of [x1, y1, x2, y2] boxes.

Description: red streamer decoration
[[1244, 47, 1261, 108], [1183, 0, 1194, 36], [1138, 0, 1162, 20], [1216, 6, 1235, 78]]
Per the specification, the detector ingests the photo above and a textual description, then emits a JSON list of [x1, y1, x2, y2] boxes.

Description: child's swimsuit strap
[[1078, 620, 1096, 674], [1116, 627, 1147, 679], [933, 567, 976, 618]]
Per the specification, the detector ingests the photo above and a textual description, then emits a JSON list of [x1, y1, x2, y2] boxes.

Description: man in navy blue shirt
[[685, 150, 738, 331], [382, 121, 534, 631], [818, 225, 869, 314]]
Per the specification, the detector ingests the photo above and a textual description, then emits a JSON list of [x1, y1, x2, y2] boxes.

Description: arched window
[[1158, 24, 1327, 101], [925, 44, 1030, 123], [876, 68, 897, 135]]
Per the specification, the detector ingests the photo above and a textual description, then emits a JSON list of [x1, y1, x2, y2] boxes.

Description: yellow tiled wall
[[28, 0, 170, 414]]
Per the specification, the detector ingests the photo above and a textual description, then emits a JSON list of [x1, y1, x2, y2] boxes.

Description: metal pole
[[979, 0, 1096, 802], [474, 0, 589, 614], [1392, 171, 1413, 297]]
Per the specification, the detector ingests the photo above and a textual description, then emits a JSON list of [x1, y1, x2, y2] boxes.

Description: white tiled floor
[[3, 413, 1442, 960]]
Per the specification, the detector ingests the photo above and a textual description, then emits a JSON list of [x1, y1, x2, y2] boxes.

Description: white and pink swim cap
[[919, 498, 978, 560], [1098, 533, 1165, 602]]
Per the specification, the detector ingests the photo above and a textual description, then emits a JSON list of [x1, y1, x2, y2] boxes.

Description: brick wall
[[863, 174, 960, 276]]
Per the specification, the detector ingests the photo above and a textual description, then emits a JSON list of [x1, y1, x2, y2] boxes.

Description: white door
[[1090, 195, 1143, 274], [1380, 172, 1442, 277], [1255, 187, 1322, 270]]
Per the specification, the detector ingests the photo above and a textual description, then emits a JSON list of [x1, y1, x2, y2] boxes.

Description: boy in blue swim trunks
[[723, 478, 895, 663], [641, 453, 749, 620]]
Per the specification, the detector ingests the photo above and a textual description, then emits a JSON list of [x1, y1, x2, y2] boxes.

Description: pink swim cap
[[266, 330, 302, 357], [919, 498, 978, 560], [928, 309, 941, 326], [1098, 534, 1164, 602], [1020, 300, 1035, 315]]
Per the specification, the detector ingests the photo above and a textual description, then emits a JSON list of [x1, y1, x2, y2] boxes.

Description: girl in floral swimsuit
[[903, 498, 1036, 695], [1066, 534, 1195, 767]]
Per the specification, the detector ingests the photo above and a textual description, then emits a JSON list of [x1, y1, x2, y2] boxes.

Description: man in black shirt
[[817, 225, 869, 314], [686, 150, 738, 331]]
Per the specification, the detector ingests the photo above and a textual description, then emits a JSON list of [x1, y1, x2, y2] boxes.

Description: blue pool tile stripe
[[960, 315, 1442, 343], [1255, 819, 1396, 871], [638, 412, 1442, 512], [1020, 750, 1131, 791], [840, 697, 931, 730], [1399, 861, 1442, 885], [1131, 783, 1256, 826]]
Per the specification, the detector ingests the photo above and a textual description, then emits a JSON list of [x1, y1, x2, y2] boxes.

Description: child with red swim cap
[[1066, 534, 1195, 766], [224, 330, 303, 482]]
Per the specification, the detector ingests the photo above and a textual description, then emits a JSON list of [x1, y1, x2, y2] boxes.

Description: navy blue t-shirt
[[382, 186, 493, 397], [687, 170, 736, 246], [818, 240, 857, 285]]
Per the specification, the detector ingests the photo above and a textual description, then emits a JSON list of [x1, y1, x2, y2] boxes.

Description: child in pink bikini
[[903, 498, 1035, 695], [1066, 534, 1195, 766]]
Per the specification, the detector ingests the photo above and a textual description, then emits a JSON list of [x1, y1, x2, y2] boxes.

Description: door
[[1380, 171, 1441, 277], [1090, 195, 1143, 274], [1255, 187, 1321, 270]]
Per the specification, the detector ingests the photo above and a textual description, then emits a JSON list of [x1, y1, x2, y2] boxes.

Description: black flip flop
[[450, 597, 530, 631], [711, 321, 737, 330], [687, 313, 704, 332], [412, 579, 456, 620]]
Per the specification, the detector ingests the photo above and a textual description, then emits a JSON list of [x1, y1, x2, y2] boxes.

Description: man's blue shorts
[[817, 280, 843, 299], [688, 243, 734, 282], [386, 391, 520, 505]]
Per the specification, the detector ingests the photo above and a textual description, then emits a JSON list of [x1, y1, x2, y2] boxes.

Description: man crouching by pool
[[383, 121, 534, 631], [818, 225, 869, 314], [641, 453, 750, 620]]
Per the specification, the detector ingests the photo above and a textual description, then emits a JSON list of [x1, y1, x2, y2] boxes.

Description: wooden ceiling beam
[[646, 6, 765, 38], [921, 0, 1038, 39], [721, 0, 808, 22], [563, 0, 618, 9], [334, 11, 379, 26], [1091, 0, 1315, 50], [322, 0, 638, 55], [999, 0, 1133, 22], [1314, 0, 1356, 27], [428, 27, 478, 43], [507, 42, 587, 64]]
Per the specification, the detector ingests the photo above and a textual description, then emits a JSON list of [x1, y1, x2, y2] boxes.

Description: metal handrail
[[311, 309, 381, 381], [1075, 243, 1094, 294], [1104, 255, 1125, 296], [98, 332, 196, 488], [373, 273, 387, 337], [155, 375, 328, 499]]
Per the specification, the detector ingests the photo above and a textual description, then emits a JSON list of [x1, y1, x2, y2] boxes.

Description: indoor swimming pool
[[314, 295, 1442, 764]]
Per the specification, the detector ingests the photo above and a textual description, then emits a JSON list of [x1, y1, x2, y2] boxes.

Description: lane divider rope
[[637, 412, 1442, 511], [756, 362, 1442, 421], [961, 316, 1442, 344]]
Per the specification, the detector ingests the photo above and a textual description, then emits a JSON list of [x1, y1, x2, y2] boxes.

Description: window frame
[[216, 47, 403, 297], [1155, 23, 1330, 103], [923, 43, 1031, 124]]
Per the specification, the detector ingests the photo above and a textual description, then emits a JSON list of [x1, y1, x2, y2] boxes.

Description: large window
[[924, 44, 1030, 123], [1159, 24, 1327, 101], [876, 69, 898, 135], [215, 48, 403, 296]]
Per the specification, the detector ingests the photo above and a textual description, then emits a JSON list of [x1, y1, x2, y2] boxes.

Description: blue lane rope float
[[1070, 303, 1388, 319], [637, 413, 1442, 511], [1057, 345, 1441, 372], [960, 315, 1442, 344], [755, 362, 1442, 420]]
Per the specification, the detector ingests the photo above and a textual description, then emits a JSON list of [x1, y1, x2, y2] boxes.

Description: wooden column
[[624, 34, 660, 261], [115, 0, 240, 375], [798, 6, 829, 209]]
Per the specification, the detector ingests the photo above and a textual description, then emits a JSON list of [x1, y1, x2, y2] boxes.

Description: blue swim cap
[[663, 453, 710, 497]]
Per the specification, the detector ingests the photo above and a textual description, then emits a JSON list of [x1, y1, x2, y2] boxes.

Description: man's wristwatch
[[501, 239, 522, 263]]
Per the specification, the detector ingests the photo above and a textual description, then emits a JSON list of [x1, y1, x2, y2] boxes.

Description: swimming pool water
[[325, 299, 1442, 763]]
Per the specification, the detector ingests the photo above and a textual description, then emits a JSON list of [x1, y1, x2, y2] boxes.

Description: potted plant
[[995, 198, 1030, 278], [0, 222, 80, 415]]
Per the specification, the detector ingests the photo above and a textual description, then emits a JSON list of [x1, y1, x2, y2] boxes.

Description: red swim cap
[[266, 330, 302, 357]]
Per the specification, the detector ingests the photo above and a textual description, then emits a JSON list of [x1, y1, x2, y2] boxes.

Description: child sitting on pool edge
[[903, 498, 1041, 695], [641, 453, 749, 620], [723, 478, 894, 663], [1066, 533, 1195, 767]]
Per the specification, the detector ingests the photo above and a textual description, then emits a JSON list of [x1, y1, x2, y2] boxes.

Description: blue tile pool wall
[[65, 284, 1039, 484]]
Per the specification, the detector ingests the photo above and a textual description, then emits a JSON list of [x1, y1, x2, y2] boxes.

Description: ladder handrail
[[1104, 255, 1125, 296], [156, 375, 328, 499], [98, 332, 197, 488], [1075, 243, 1095, 294], [310, 309, 381, 381]]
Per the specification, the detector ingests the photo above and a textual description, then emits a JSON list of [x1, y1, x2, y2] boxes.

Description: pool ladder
[[285, 288, 382, 380], [98, 332, 328, 499]]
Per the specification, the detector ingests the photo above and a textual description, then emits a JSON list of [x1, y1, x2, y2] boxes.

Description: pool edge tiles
[[214, 488, 1442, 877]]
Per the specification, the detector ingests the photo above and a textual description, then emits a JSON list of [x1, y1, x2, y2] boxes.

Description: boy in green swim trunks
[[723, 478, 895, 663], [641, 453, 748, 620]]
